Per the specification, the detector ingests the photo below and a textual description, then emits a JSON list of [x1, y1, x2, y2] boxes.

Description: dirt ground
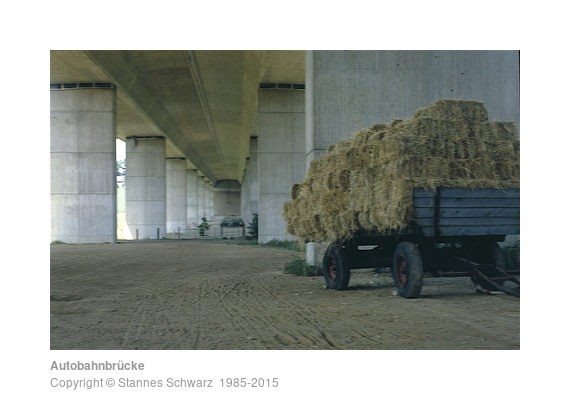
[[50, 240, 519, 350]]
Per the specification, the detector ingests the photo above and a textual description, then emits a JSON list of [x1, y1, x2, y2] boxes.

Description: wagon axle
[[321, 187, 520, 298], [322, 240, 520, 298]]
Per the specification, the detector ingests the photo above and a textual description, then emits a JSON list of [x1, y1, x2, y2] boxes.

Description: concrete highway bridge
[[50, 50, 519, 262]]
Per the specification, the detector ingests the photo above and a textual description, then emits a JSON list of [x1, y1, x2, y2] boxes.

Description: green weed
[[284, 258, 322, 276], [260, 239, 305, 252], [228, 239, 259, 246]]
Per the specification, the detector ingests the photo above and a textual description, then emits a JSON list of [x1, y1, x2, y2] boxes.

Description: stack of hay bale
[[283, 100, 520, 243]]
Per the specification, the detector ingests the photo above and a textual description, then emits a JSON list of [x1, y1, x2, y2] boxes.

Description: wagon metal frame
[[322, 187, 520, 298]]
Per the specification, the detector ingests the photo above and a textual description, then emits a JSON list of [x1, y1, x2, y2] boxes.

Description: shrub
[[284, 258, 322, 276], [198, 217, 210, 236], [246, 213, 258, 239]]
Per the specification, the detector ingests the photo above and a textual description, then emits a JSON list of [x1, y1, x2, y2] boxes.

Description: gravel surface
[[50, 240, 519, 350]]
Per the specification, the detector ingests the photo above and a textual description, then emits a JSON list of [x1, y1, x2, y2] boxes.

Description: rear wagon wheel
[[392, 241, 423, 298], [323, 244, 351, 290]]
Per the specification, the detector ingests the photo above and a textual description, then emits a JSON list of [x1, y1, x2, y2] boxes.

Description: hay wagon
[[322, 187, 520, 297]]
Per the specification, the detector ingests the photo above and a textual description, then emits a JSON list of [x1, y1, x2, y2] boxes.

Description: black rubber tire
[[322, 244, 351, 290], [471, 242, 506, 291], [392, 241, 423, 298]]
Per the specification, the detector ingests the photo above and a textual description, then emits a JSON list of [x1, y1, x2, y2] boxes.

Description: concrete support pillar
[[205, 182, 214, 220], [304, 50, 520, 265], [213, 181, 241, 218], [50, 86, 117, 243], [258, 89, 305, 243], [197, 176, 206, 220], [306, 50, 519, 162], [186, 169, 199, 228], [196, 177, 214, 223], [166, 158, 187, 234], [125, 137, 166, 239], [240, 139, 259, 227]]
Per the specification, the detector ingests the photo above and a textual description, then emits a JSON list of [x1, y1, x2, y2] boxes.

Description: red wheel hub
[[396, 253, 408, 288], [326, 256, 338, 281]]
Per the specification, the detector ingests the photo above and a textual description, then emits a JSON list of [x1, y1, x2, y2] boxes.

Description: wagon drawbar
[[322, 187, 520, 298]]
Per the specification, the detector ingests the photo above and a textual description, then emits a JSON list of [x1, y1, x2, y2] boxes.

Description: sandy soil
[[50, 240, 519, 350]]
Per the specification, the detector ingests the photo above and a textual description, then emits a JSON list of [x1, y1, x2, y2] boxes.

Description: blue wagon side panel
[[413, 188, 520, 237]]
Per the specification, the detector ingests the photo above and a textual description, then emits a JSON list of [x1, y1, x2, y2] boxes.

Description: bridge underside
[[50, 50, 519, 256], [51, 50, 306, 186]]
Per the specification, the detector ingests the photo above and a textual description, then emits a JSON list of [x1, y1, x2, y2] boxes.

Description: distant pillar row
[[166, 158, 187, 234], [50, 85, 117, 244], [50, 86, 230, 243], [240, 138, 259, 227], [213, 181, 241, 218], [206, 180, 214, 219], [186, 169, 200, 227], [197, 176, 206, 220]]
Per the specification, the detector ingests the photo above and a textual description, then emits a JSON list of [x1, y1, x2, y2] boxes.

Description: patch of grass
[[229, 239, 259, 246], [261, 239, 305, 252], [284, 258, 322, 276], [229, 238, 305, 252]]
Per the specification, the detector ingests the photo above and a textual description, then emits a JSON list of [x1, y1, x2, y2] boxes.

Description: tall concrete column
[[240, 139, 259, 227], [306, 50, 519, 161], [186, 169, 199, 228], [166, 158, 187, 234], [258, 88, 305, 243], [196, 177, 214, 222], [205, 182, 214, 220], [213, 181, 241, 218], [304, 50, 520, 264], [50, 85, 117, 244], [197, 176, 206, 220], [125, 136, 166, 239]]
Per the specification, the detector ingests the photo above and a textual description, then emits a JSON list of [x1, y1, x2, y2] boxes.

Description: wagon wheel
[[323, 243, 351, 290], [392, 241, 423, 298]]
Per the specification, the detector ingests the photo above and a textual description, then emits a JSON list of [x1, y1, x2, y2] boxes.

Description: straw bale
[[327, 138, 354, 154], [411, 99, 488, 121], [283, 100, 520, 243], [479, 121, 519, 141]]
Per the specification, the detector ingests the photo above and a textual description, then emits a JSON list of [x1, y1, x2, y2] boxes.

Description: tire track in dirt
[[52, 242, 519, 350], [202, 274, 270, 349], [202, 273, 314, 349], [121, 291, 154, 348], [121, 282, 189, 349], [191, 279, 208, 349], [152, 287, 196, 350], [250, 275, 413, 349], [214, 273, 344, 349], [408, 297, 520, 349], [186, 261, 308, 349], [244, 275, 342, 348]]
